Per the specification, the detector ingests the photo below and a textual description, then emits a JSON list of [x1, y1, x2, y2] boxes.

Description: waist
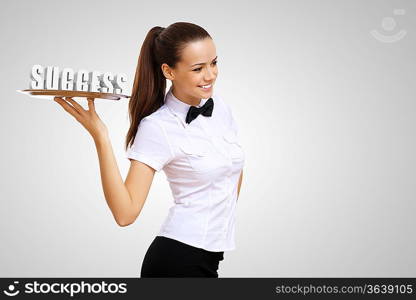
[[155, 235, 224, 260]]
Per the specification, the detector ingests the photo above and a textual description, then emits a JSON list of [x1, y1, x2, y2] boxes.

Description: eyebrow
[[190, 56, 218, 67]]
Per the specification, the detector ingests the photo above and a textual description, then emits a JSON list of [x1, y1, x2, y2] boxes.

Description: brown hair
[[125, 22, 212, 151]]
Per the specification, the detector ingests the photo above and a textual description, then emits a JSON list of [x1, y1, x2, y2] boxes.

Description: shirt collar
[[164, 85, 211, 126]]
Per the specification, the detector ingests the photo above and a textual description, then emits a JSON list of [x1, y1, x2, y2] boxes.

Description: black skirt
[[140, 235, 225, 278]]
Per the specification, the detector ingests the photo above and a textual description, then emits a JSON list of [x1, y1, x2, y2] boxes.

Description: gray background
[[1, 0, 415, 277]]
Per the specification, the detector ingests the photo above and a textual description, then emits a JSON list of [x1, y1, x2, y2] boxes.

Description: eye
[[192, 60, 218, 72]]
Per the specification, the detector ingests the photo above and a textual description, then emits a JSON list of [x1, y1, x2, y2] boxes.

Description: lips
[[198, 84, 212, 91], [198, 83, 212, 90]]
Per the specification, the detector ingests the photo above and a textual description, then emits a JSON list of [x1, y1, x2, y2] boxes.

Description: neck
[[172, 86, 201, 106]]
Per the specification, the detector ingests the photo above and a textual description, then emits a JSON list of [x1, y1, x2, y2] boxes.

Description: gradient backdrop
[[1, 0, 415, 277]]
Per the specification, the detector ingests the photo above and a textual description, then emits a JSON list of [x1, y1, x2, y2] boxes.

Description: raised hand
[[53, 97, 109, 141]]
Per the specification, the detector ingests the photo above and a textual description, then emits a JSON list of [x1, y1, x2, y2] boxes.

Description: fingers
[[64, 97, 86, 114], [87, 98, 96, 112], [54, 96, 81, 120], [53, 96, 97, 119]]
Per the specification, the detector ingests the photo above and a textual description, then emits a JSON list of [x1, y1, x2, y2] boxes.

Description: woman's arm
[[94, 135, 134, 226], [237, 169, 243, 200], [53, 97, 154, 227], [94, 135, 155, 226]]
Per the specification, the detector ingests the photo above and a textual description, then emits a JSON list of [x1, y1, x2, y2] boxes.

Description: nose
[[204, 66, 216, 82]]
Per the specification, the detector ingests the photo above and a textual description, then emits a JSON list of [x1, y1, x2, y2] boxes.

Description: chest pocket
[[179, 141, 213, 172], [222, 130, 245, 162]]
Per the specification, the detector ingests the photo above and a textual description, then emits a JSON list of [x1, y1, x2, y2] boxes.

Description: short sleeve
[[126, 117, 174, 172]]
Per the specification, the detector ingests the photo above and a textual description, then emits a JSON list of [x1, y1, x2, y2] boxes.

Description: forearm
[[237, 170, 243, 200], [93, 135, 132, 226]]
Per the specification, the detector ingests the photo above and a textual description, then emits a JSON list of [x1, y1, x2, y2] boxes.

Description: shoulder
[[144, 105, 181, 133], [137, 115, 162, 134], [139, 106, 170, 126], [144, 105, 170, 121], [137, 106, 175, 139]]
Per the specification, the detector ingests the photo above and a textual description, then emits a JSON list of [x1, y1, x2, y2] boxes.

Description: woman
[[54, 22, 245, 277]]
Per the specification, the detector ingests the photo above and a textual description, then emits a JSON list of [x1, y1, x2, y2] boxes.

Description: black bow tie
[[185, 98, 214, 124]]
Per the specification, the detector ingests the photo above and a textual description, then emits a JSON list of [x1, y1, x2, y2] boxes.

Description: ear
[[161, 63, 174, 80]]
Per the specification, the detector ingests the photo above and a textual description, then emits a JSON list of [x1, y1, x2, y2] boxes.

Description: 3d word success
[[30, 64, 128, 94]]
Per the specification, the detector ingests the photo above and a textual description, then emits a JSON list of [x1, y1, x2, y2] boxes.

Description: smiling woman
[[53, 22, 245, 278], [126, 22, 244, 278]]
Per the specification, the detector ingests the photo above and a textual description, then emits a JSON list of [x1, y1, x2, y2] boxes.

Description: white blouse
[[126, 85, 245, 252]]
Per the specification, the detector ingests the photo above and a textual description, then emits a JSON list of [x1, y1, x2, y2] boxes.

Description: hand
[[53, 96, 109, 141]]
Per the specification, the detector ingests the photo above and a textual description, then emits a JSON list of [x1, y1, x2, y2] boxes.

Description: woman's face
[[162, 37, 218, 106]]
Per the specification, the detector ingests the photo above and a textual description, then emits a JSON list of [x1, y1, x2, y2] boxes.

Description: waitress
[[53, 21, 245, 278]]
